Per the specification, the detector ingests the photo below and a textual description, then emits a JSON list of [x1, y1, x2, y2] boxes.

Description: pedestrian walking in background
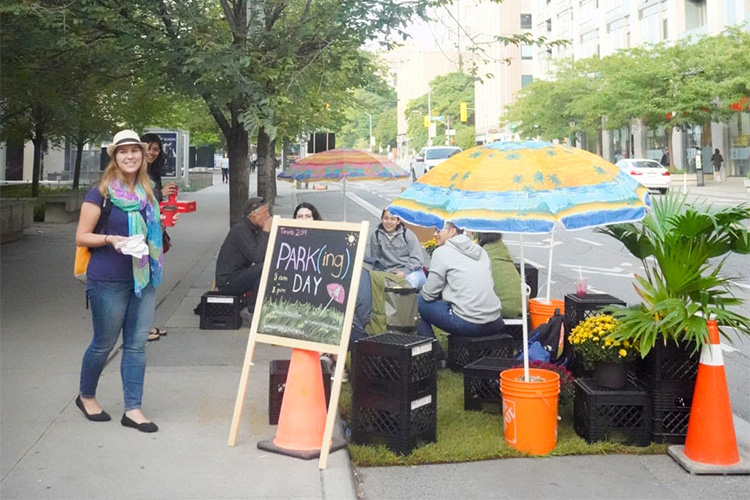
[[75, 129, 164, 433], [712, 148, 724, 183], [221, 153, 229, 183], [141, 133, 178, 342], [660, 150, 670, 168]]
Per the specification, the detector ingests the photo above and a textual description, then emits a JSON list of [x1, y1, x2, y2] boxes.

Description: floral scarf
[[108, 178, 163, 297]]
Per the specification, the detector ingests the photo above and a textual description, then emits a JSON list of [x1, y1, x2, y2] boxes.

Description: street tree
[[405, 71, 475, 152]]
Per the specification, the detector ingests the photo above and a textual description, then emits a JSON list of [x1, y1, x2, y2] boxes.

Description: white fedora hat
[[107, 130, 148, 157]]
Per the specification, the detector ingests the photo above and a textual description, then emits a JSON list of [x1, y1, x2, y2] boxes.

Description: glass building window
[[686, 0, 707, 31], [521, 14, 532, 30], [521, 75, 533, 88], [520, 44, 533, 59]]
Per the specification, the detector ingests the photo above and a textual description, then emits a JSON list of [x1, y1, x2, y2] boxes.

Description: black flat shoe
[[121, 414, 158, 433], [75, 395, 111, 422]]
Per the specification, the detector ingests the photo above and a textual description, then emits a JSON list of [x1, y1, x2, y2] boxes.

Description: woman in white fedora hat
[[74, 129, 164, 433]]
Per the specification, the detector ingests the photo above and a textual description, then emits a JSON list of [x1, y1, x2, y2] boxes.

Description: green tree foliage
[[405, 71, 476, 152], [504, 29, 750, 161], [338, 85, 397, 151]]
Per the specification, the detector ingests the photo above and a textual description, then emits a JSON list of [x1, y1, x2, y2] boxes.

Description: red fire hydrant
[[159, 186, 196, 227]]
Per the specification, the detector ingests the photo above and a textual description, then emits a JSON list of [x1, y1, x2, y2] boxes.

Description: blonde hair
[[98, 146, 156, 202]]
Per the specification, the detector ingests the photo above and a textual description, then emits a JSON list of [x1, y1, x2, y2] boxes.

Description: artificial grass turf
[[340, 368, 668, 467]]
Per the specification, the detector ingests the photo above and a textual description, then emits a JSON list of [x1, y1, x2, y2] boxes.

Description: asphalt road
[[295, 178, 750, 422]]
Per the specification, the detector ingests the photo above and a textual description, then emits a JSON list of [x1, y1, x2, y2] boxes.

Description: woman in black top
[[141, 133, 178, 341]]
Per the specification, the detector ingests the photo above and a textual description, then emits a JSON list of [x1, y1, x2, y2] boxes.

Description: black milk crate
[[514, 262, 539, 299], [447, 334, 517, 372], [573, 378, 651, 446], [463, 357, 519, 412], [268, 359, 332, 425], [629, 373, 694, 444], [351, 389, 437, 455], [633, 341, 698, 386], [352, 333, 436, 401], [199, 291, 244, 330], [651, 406, 691, 444], [564, 293, 626, 333]]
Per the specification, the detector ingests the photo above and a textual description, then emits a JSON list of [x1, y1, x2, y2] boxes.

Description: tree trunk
[[226, 125, 250, 226], [31, 134, 43, 198], [666, 127, 674, 169], [73, 137, 84, 191], [256, 127, 277, 207], [596, 129, 603, 157]]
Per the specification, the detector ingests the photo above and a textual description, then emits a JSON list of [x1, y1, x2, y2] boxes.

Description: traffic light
[[459, 102, 468, 122], [423, 115, 430, 128]]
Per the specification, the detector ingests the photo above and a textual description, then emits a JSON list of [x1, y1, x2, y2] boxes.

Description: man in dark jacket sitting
[[215, 197, 272, 298]]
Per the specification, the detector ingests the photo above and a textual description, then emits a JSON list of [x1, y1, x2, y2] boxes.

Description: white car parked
[[410, 146, 462, 181], [615, 158, 671, 194]]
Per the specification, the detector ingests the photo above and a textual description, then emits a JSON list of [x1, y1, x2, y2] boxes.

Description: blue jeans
[[81, 280, 156, 411], [417, 296, 505, 339]]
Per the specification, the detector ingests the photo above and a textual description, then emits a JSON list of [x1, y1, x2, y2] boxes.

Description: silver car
[[410, 146, 462, 181]]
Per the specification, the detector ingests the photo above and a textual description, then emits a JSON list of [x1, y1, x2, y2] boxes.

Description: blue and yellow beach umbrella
[[389, 141, 650, 233]]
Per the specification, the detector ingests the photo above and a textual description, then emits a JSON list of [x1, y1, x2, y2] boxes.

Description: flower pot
[[500, 368, 560, 455], [594, 361, 627, 389]]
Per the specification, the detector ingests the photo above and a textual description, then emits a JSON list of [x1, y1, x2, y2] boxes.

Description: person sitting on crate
[[214, 197, 272, 307], [417, 222, 504, 360], [476, 232, 523, 319], [366, 208, 426, 289]]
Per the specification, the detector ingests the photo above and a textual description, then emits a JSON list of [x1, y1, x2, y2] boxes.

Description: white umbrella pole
[[520, 234, 529, 382], [545, 230, 555, 304], [343, 177, 347, 222]]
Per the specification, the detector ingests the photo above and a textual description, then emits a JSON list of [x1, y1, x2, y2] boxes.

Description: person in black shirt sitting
[[214, 197, 272, 299]]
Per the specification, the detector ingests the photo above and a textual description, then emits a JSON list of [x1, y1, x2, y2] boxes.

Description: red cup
[[162, 205, 177, 227], [576, 277, 588, 298]]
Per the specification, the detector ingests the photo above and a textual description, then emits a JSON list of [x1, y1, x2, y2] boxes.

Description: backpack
[[74, 196, 112, 284], [516, 309, 566, 364]]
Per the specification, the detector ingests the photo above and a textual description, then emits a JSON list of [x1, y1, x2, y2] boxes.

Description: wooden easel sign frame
[[228, 216, 369, 469]]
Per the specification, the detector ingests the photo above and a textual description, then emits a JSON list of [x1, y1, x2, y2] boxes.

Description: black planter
[[594, 362, 628, 389]]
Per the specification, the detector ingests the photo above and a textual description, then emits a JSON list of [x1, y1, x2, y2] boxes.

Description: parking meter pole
[[695, 150, 704, 187]]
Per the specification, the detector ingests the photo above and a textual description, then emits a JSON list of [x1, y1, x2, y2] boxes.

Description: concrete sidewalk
[[0, 172, 356, 500]]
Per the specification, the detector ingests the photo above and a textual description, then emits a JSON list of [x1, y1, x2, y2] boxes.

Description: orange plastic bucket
[[500, 367, 560, 455], [528, 298, 564, 329]]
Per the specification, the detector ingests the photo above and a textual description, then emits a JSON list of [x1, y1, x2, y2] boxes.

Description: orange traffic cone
[[668, 319, 749, 474], [257, 349, 344, 459]]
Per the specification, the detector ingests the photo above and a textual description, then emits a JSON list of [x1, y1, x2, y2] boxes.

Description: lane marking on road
[[505, 240, 563, 249], [574, 237, 603, 247], [346, 191, 383, 218], [588, 286, 607, 294], [560, 263, 625, 273]]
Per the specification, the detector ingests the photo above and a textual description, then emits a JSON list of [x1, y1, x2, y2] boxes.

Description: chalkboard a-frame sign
[[229, 216, 369, 469]]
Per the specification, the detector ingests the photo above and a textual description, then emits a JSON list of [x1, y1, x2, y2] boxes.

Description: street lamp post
[[364, 112, 373, 152], [427, 86, 432, 147]]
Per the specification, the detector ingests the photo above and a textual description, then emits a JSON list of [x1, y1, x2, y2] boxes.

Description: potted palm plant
[[596, 193, 750, 355]]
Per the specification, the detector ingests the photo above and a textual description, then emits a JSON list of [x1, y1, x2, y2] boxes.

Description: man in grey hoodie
[[418, 222, 504, 347]]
